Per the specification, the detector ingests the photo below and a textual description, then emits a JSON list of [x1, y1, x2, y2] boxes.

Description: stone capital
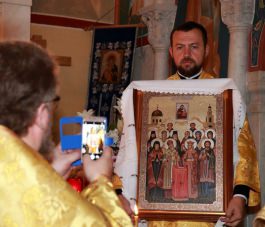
[[139, 2, 177, 49], [220, 0, 255, 29]]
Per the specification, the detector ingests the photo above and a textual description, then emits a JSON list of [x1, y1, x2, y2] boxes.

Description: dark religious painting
[[87, 26, 137, 128]]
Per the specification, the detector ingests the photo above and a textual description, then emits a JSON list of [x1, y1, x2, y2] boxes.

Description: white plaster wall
[[31, 24, 93, 141]]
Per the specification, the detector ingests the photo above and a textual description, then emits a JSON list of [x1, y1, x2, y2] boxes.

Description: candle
[[134, 204, 139, 227]]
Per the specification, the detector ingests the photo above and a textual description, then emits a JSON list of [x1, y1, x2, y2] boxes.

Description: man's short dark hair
[[170, 21, 208, 47], [0, 41, 57, 136]]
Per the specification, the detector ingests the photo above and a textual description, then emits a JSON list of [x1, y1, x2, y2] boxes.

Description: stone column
[[220, 1, 261, 226], [220, 0, 255, 102], [139, 0, 177, 80], [0, 0, 32, 41]]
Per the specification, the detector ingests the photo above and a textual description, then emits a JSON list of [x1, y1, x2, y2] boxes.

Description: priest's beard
[[39, 116, 55, 162], [177, 58, 202, 77]]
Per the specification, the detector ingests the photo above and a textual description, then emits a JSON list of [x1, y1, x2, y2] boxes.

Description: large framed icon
[[133, 89, 233, 222]]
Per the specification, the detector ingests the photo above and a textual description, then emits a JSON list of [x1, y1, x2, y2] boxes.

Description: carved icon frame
[[133, 89, 233, 222]]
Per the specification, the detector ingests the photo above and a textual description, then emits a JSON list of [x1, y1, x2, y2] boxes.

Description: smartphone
[[81, 116, 107, 160], [59, 116, 83, 166]]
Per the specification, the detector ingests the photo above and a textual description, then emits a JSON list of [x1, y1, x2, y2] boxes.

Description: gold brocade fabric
[[148, 221, 214, 227], [112, 173, 123, 190], [253, 206, 265, 227], [234, 117, 260, 206], [0, 125, 132, 227]]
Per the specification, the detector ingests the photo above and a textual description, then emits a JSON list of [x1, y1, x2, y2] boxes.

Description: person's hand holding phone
[[82, 146, 113, 183], [51, 143, 81, 179]]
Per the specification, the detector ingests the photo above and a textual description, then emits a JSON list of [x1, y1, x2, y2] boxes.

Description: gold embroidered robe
[[0, 125, 132, 227]]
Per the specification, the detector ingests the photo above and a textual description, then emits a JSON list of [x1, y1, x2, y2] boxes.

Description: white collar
[[177, 69, 203, 80]]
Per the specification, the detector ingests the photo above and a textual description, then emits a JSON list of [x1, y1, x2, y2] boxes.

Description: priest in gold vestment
[[147, 21, 260, 227], [0, 41, 132, 227]]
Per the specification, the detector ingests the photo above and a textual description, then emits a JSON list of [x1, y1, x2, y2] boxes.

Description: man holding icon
[[166, 21, 260, 227]]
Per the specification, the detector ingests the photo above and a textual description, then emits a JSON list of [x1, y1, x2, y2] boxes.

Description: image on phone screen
[[81, 118, 106, 160]]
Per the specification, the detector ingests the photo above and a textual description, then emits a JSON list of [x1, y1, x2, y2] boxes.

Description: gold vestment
[[0, 125, 132, 227]]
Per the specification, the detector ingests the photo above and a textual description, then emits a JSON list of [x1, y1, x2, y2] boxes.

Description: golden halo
[[205, 128, 216, 138], [193, 129, 204, 138], [184, 138, 197, 149], [201, 139, 214, 149], [159, 129, 169, 139], [164, 138, 177, 149], [151, 138, 163, 148]]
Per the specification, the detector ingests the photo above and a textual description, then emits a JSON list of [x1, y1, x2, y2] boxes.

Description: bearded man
[[148, 21, 260, 227]]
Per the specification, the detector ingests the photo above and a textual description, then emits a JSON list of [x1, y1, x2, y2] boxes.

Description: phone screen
[[81, 118, 106, 160]]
